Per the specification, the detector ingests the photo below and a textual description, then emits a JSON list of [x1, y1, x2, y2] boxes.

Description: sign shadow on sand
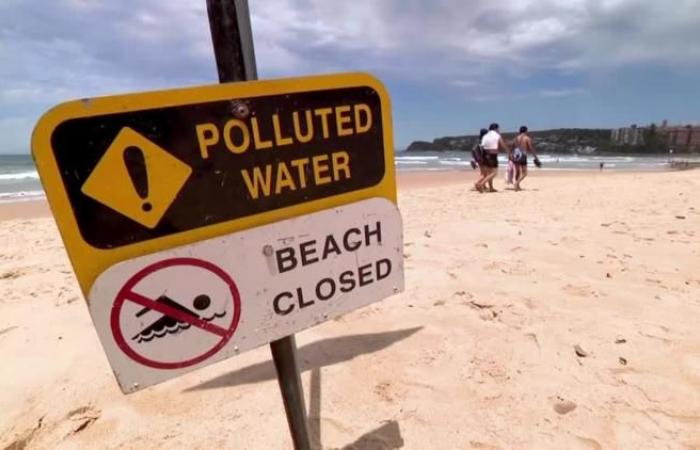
[[185, 327, 421, 391], [308, 366, 404, 449]]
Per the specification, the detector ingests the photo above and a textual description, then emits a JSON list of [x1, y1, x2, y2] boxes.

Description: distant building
[[611, 124, 645, 145], [664, 124, 700, 148], [612, 121, 700, 150]]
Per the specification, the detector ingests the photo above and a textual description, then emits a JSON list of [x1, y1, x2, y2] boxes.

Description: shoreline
[[0, 167, 692, 221], [0, 198, 51, 221]]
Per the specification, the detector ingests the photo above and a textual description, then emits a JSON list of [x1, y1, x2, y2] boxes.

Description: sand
[[1, 169, 699, 449]]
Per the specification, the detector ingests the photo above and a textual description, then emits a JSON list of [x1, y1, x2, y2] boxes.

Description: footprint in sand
[[562, 283, 597, 297], [454, 290, 474, 300], [373, 380, 406, 403], [636, 323, 672, 344], [3, 417, 44, 450], [0, 326, 17, 338], [560, 236, 582, 244], [65, 405, 101, 434], [483, 261, 533, 276], [0, 268, 25, 280], [470, 356, 509, 383], [418, 348, 446, 367], [469, 441, 501, 450]]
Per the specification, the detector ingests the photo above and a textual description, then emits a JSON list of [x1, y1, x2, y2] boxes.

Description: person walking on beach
[[512, 126, 538, 191], [476, 123, 509, 192], [472, 128, 492, 191]]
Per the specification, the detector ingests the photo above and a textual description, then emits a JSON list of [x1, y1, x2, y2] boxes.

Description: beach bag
[[506, 160, 515, 183], [513, 147, 526, 164]]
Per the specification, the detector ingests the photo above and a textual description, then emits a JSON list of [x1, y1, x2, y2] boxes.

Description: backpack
[[472, 144, 484, 164]]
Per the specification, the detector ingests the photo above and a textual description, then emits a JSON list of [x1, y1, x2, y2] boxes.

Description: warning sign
[[81, 127, 192, 229], [31, 73, 395, 293], [111, 257, 240, 369], [88, 198, 403, 393]]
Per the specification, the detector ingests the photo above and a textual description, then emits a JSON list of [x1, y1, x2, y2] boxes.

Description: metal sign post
[[270, 335, 312, 450], [205, 1, 312, 449]]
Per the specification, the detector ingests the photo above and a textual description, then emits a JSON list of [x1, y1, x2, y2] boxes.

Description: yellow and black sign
[[32, 73, 395, 293]]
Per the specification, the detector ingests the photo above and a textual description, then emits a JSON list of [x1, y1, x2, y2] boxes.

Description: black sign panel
[[50, 86, 385, 249]]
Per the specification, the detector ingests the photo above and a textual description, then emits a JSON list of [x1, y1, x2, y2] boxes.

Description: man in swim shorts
[[512, 126, 538, 191]]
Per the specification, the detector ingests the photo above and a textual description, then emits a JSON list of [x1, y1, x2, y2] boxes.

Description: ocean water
[[0, 155, 43, 202], [0, 152, 696, 202], [394, 151, 695, 172]]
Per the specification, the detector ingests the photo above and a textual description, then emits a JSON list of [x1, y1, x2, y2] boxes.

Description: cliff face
[[406, 128, 612, 153]]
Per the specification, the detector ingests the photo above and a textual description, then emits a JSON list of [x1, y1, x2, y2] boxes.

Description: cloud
[[450, 80, 480, 88], [538, 88, 587, 97], [1, 0, 699, 152], [0, 117, 36, 154], [468, 87, 586, 103], [250, 0, 700, 75]]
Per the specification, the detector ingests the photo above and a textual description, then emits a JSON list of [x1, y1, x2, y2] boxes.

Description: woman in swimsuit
[[472, 128, 490, 191], [476, 123, 509, 192]]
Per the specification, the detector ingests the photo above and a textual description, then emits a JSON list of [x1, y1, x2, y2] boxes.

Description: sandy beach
[[1, 169, 699, 449]]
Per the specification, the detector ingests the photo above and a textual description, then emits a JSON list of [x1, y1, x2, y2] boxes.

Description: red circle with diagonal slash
[[110, 257, 241, 369]]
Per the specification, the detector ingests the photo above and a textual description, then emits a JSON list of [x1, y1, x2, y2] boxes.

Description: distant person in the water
[[477, 123, 509, 192], [599, 162, 604, 171], [512, 126, 539, 191]]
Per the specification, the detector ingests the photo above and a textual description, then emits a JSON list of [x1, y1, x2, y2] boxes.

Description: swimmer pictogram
[[131, 294, 226, 343], [110, 257, 241, 370]]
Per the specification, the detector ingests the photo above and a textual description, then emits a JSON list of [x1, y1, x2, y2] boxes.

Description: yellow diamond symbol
[[81, 127, 192, 229]]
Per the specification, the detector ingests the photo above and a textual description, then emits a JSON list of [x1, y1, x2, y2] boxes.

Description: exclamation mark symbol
[[123, 146, 152, 212]]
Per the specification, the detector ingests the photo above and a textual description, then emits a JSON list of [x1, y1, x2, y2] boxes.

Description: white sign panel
[[88, 198, 403, 393]]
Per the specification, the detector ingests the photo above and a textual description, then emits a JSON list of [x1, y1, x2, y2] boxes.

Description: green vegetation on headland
[[405, 127, 699, 154]]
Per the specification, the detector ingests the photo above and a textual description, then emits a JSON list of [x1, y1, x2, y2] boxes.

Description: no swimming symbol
[[130, 293, 226, 343], [110, 258, 241, 369]]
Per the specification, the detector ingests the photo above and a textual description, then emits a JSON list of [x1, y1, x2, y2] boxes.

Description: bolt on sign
[[32, 73, 404, 393]]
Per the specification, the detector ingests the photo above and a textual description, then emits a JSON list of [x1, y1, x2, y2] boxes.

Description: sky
[[1, 0, 699, 153]]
